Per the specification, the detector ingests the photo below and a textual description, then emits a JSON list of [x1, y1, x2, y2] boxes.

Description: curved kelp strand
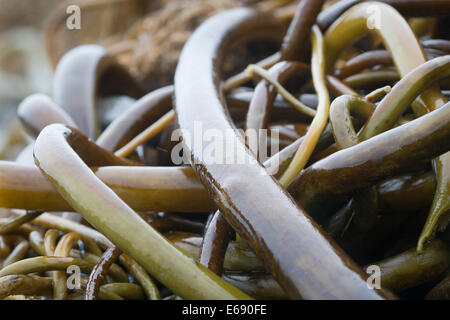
[[85, 246, 123, 300], [289, 102, 450, 219], [53, 44, 142, 139], [360, 56, 450, 139], [329, 95, 378, 232], [0, 161, 216, 213], [358, 55, 450, 251], [17, 94, 78, 138], [324, 2, 449, 253], [279, 25, 330, 186], [280, 0, 325, 61], [317, 0, 450, 32], [174, 8, 394, 300], [329, 95, 375, 149], [97, 85, 173, 152], [199, 126, 311, 276], [52, 232, 97, 299], [33, 124, 251, 300]]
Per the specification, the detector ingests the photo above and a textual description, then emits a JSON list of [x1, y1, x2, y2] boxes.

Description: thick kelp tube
[[198, 129, 308, 276], [377, 171, 436, 214], [53, 45, 142, 139], [34, 124, 251, 300], [0, 161, 215, 213], [368, 240, 450, 292], [174, 8, 395, 300], [289, 102, 450, 218]]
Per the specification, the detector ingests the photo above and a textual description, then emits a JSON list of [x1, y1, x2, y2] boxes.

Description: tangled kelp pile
[[0, 0, 450, 300]]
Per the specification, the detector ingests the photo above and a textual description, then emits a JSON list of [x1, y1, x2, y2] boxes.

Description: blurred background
[[0, 0, 227, 159], [0, 0, 285, 160]]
